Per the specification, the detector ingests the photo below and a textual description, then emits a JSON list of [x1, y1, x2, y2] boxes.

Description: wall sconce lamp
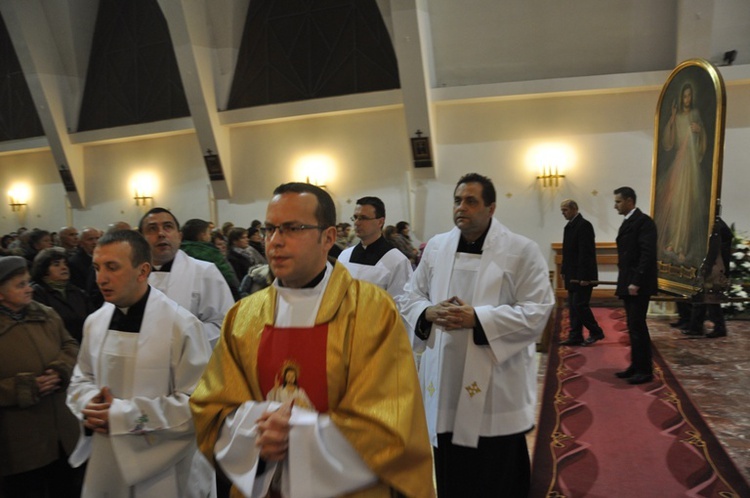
[[537, 165, 565, 188], [9, 197, 27, 212], [8, 185, 29, 212], [305, 176, 327, 190], [132, 174, 156, 207], [133, 190, 153, 206]]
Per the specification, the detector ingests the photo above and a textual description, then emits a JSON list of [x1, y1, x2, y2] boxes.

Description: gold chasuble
[[191, 263, 433, 498]]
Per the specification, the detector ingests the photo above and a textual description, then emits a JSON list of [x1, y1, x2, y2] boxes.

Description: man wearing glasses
[[190, 182, 433, 498], [338, 196, 413, 301]]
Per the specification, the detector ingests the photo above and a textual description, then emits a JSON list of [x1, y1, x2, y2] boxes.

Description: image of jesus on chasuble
[[265, 362, 315, 411], [652, 58, 725, 295]]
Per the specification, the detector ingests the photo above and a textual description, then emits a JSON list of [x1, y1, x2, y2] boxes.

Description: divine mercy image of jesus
[[266, 362, 315, 411], [652, 60, 724, 292]]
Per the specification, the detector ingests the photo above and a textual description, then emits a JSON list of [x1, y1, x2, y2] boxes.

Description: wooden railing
[[538, 242, 619, 352], [551, 242, 619, 303]]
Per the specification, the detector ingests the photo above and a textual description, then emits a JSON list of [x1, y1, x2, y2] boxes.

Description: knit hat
[[0, 256, 28, 283]]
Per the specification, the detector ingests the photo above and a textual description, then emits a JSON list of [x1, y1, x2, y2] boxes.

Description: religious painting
[[651, 59, 726, 295], [58, 164, 77, 193], [411, 132, 433, 168], [266, 361, 316, 411], [203, 151, 225, 181]]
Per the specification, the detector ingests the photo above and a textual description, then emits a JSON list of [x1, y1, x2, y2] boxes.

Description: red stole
[[257, 324, 329, 413]]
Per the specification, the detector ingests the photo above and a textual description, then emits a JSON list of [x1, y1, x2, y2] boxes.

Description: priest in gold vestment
[[190, 183, 434, 498]]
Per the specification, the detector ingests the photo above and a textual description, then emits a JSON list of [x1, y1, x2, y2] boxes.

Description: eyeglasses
[[350, 215, 381, 222], [259, 223, 328, 238]]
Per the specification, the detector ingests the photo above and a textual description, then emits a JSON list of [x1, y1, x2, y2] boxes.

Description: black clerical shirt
[[349, 236, 396, 266], [152, 259, 173, 272], [108, 286, 151, 333]]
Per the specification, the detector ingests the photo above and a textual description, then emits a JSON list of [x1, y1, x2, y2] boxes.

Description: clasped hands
[[256, 400, 294, 462], [426, 296, 475, 330], [82, 386, 114, 434], [36, 369, 62, 397]]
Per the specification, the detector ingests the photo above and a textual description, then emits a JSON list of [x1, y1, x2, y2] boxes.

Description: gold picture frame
[[650, 59, 726, 296]]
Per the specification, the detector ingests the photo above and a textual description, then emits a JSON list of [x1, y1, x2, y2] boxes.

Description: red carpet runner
[[530, 307, 750, 497]]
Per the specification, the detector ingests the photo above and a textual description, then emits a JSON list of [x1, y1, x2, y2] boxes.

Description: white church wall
[[77, 132, 210, 230], [0, 150, 65, 233], [222, 107, 413, 228], [0, 82, 747, 269]]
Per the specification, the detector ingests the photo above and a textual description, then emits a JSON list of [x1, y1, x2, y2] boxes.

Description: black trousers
[[690, 303, 726, 332], [623, 295, 653, 375], [567, 286, 603, 340], [434, 432, 530, 498], [0, 454, 83, 498]]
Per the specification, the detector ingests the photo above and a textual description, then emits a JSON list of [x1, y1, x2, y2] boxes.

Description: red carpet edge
[[529, 307, 750, 498]]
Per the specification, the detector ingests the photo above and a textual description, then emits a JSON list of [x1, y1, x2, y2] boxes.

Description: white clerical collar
[[273, 261, 332, 295], [273, 262, 333, 328]]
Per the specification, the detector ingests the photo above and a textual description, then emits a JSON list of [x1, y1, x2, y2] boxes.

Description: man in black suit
[[560, 199, 605, 346], [613, 187, 658, 385]]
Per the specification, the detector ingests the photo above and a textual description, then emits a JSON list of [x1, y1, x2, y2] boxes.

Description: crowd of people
[[0, 173, 714, 498]]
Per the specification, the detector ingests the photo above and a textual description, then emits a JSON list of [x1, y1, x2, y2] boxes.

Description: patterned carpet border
[[529, 306, 750, 497]]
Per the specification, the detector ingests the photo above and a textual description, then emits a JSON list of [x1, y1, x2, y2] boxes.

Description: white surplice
[[338, 245, 413, 301], [67, 287, 214, 498], [215, 262, 377, 498], [399, 219, 555, 447], [149, 249, 234, 347]]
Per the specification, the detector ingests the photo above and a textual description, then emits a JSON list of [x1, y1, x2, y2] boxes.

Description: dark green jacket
[[181, 240, 241, 300]]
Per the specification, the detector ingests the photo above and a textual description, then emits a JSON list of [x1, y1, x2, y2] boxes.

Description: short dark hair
[[396, 221, 410, 233], [138, 207, 180, 233], [272, 183, 336, 227], [227, 227, 248, 246], [31, 247, 68, 283], [356, 196, 386, 219], [455, 173, 496, 205], [182, 219, 210, 242], [614, 186, 637, 204], [29, 229, 51, 249], [97, 230, 152, 267], [210, 229, 226, 245]]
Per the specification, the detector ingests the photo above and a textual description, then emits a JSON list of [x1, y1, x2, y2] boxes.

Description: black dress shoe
[[706, 329, 727, 338], [560, 338, 584, 346], [681, 329, 704, 337], [670, 320, 688, 329], [627, 373, 654, 385], [583, 334, 605, 345], [615, 368, 635, 379]]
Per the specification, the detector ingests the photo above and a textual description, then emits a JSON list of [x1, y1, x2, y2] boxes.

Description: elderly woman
[[0, 256, 81, 497], [30, 248, 93, 343]]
